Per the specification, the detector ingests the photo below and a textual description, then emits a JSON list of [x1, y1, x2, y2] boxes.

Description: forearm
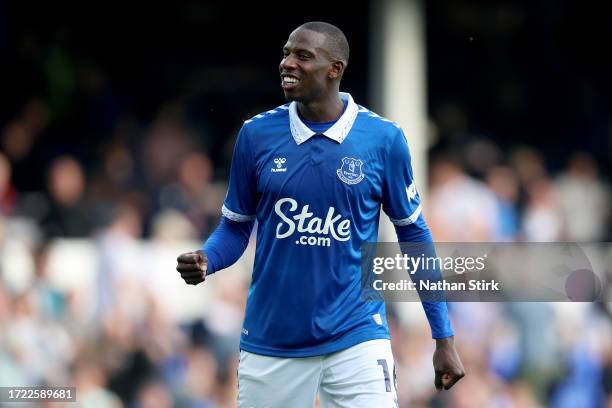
[[203, 216, 254, 274], [394, 223, 454, 339]]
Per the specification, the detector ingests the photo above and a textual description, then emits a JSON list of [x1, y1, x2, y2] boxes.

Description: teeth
[[283, 77, 298, 84]]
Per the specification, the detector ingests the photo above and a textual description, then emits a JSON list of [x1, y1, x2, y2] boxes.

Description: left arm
[[394, 222, 465, 390], [382, 128, 464, 390], [394, 223, 453, 339]]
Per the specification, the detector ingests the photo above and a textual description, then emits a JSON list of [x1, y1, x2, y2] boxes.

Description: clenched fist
[[433, 336, 465, 390], [176, 250, 208, 285]]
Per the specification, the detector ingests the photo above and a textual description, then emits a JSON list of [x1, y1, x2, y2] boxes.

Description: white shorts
[[237, 339, 398, 408]]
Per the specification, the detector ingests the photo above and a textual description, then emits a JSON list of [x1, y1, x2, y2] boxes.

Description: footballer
[[176, 21, 464, 407]]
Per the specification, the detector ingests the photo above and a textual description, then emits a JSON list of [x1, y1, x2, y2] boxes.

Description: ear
[[328, 61, 345, 80]]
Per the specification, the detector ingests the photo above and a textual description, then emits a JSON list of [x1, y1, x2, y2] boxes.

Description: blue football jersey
[[221, 93, 427, 357]]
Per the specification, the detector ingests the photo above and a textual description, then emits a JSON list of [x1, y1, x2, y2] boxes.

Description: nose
[[280, 54, 297, 71]]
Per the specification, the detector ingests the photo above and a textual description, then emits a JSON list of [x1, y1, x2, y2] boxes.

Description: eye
[[298, 54, 310, 60]]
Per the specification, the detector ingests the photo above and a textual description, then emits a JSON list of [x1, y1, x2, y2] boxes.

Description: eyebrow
[[283, 45, 315, 56]]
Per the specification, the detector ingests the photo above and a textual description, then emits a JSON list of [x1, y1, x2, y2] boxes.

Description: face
[[279, 28, 341, 103]]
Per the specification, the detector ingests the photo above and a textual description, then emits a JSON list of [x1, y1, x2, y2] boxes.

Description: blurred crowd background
[[1, 1, 612, 407]]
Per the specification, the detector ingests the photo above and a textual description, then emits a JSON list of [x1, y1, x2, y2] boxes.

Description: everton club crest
[[337, 157, 365, 185]]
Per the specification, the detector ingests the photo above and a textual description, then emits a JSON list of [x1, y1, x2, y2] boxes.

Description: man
[[176, 21, 464, 407]]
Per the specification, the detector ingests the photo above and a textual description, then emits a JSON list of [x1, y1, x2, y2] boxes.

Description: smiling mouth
[[281, 75, 300, 89]]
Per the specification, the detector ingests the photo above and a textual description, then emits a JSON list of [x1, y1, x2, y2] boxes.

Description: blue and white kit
[[204, 92, 453, 358]]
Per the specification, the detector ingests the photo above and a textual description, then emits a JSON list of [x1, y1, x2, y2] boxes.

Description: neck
[[297, 93, 344, 123]]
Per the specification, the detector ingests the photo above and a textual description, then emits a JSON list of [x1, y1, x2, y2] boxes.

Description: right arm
[[176, 217, 254, 284], [176, 124, 257, 284]]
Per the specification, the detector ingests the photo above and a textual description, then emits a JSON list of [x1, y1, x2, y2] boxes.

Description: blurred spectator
[[1, 98, 49, 161], [102, 140, 137, 193], [73, 354, 122, 408], [178, 345, 219, 407], [95, 199, 144, 320], [602, 328, 612, 407], [506, 303, 563, 403], [156, 152, 226, 238], [427, 154, 499, 241], [43, 155, 93, 238], [5, 290, 74, 386], [463, 138, 503, 178], [135, 378, 174, 408], [102, 307, 157, 404], [486, 165, 520, 241], [509, 146, 548, 189], [150, 209, 198, 243], [203, 272, 247, 378], [0, 152, 17, 215], [522, 176, 563, 241], [1, 97, 50, 192], [555, 152, 611, 242], [142, 103, 199, 189]]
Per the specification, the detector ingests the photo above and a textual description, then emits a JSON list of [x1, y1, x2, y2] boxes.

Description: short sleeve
[[222, 125, 257, 222], [381, 129, 425, 228]]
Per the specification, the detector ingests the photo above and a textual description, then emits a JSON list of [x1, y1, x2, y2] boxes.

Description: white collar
[[289, 92, 359, 145]]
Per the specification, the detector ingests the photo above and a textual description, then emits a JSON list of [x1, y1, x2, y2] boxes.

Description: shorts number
[[377, 359, 391, 392]]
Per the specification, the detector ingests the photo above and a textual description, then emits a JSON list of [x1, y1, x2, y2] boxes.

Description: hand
[[176, 250, 208, 285], [433, 336, 465, 390]]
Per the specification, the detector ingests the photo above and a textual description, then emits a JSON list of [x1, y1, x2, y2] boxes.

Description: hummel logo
[[272, 157, 287, 173]]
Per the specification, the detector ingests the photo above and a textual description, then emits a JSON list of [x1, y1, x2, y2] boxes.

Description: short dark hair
[[298, 21, 349, 65]]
